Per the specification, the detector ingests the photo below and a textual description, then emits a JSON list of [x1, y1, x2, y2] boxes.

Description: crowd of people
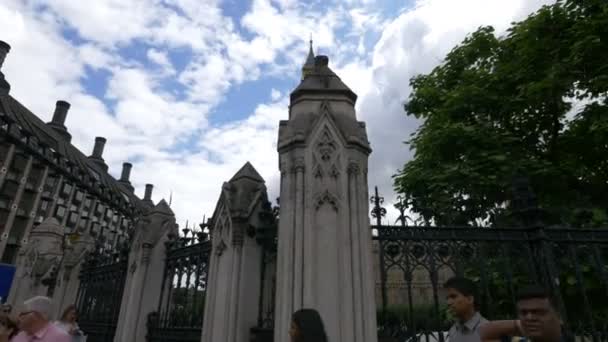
[[0, 297, 82, 342], [0, 279, 568, 342]]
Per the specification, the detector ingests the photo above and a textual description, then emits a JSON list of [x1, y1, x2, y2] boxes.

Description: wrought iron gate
[[147, 228, 211, 342], [75, 243, 129, 342], [371, 186, 608, 342]]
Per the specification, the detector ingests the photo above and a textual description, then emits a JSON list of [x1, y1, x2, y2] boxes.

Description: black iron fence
[[250, 198, 279, 342], [75, 242, 129, 342], [371, 187, 608, 342], [147, 227, 211, 342]]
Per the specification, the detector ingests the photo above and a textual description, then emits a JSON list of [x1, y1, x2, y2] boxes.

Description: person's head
[[444, 277, 478, 320], [289, 309, 328, 342], [516, 285, 562, 341], [60, 304, 77, 323], [0, 313, 18, 339], [17, 296, 53, 334]]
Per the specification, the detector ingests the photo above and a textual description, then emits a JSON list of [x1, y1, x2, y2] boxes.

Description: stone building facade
[[0, 40, 151, 310], [371, 241, 453, 309]]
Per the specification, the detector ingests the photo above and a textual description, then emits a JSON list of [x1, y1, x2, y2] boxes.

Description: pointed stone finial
[[229, 161, 264, 183], [301, 36, 315, 80]]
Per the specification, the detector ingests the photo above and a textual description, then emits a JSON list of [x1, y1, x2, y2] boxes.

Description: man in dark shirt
[[480, 285, 570, 342], [445, 277, 488, 342]]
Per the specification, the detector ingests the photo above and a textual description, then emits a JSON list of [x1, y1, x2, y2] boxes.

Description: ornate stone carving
[[313, 164, 323, 179], [319, 100, 332, 115], [316, 127, 337, 162], [314, 190, 339, 211], [134, 199, 177, 248], [232, 222, 245, 247], [215, 239, 227, 256], [347, 161, 360, 175], [280, 161, 289, 176], [141, 243, 152, 264], [312, 126, 343, 182], [292, 158, 305, 173], [329, 164, 340, 178]]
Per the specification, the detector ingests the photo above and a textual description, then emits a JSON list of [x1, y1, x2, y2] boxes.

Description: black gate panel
[[147, 229, 211, 342], [75, 244, 128, 342]]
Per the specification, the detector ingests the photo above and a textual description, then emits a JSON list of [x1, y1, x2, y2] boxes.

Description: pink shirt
[[11, 323, 71, 342]]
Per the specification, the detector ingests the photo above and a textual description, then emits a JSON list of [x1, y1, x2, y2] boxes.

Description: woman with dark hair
[[54, 304, 85, 341], [289, 309, 328, 342]]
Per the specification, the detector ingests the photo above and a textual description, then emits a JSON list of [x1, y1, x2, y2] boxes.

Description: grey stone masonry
[[274, 51, 378, 342]]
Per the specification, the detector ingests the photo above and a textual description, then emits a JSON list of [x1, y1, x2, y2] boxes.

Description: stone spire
[[201, 162, 269, 342], [301, 37, 315, 80], [275, 52, 377, 342]]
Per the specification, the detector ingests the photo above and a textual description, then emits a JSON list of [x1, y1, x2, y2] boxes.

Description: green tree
[[395, 0, 608, 226]]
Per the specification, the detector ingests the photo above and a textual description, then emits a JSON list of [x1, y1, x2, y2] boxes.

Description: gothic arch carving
[[312, 125, 342, 182], [314, 190, 339, 211]]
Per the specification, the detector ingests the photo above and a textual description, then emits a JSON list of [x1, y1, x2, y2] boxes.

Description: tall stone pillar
[[113, 199, 177, 342], [274, 54, 378, 342], [201, 162, 269, 342]]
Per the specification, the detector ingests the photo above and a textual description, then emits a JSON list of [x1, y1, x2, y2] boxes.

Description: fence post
[[511, 175, 569, 326], [370, 186, 388, 311]]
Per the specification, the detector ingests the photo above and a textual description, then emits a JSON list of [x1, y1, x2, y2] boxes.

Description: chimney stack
[[0, 40, 11, 94], [118, 162, 134, 193], [47, 101, 72, 142], [120, 162, 132, 182], [144, 184, 153, 202], [92, 137, 106, 159], [89, 137, 108, 172], [51, 100, 70, 126], [118, 162, 135, 193], [314, 55, 329, 67], [0, 41, 10, 70]]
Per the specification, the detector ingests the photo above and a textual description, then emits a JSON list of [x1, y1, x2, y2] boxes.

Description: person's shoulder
[[48, 323, 71, 338]]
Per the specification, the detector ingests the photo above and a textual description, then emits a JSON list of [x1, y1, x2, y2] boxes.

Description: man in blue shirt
[[480, 285, 570, 342]]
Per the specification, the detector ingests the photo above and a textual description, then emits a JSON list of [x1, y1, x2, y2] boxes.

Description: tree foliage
[[395, 0, 608, 226]]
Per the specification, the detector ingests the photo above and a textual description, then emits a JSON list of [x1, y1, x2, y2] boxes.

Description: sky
[[0, 0, 555, 226]]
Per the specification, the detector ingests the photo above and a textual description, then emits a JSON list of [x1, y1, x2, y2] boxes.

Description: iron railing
[[147, 227, 211, 342], [250, 197, 278, 342], [371, 186, 608, 342], [75, 242, 129, 342]]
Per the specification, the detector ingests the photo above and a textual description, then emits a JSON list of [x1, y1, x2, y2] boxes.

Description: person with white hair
[[11, 296, 70, 342]]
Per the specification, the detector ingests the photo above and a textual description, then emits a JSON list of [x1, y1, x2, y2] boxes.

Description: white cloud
[[270, 88, 281, 101], [0, 0, 558, 226], [147, 48, 175, 75]]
